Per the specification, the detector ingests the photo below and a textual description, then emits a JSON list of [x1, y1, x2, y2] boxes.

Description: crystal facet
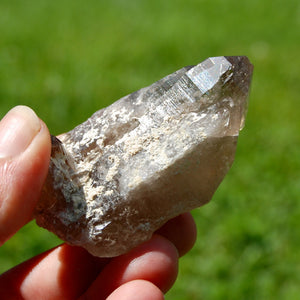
[[35, 56, 253, 257]]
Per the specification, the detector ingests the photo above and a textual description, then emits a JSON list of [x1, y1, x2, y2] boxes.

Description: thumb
[[0, 106, 51, 245]]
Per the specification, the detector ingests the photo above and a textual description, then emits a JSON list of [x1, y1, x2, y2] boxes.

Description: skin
[[0, 106, 197, 300]]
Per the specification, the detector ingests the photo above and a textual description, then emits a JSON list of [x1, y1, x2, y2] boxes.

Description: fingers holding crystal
[[0, 106, 51, 244]]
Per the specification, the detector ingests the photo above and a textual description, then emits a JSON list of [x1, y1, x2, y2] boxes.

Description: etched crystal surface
[[35, 56, 253, 257]]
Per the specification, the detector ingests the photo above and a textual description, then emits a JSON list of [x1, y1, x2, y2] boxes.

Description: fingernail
[[0, 106, 41, 158]]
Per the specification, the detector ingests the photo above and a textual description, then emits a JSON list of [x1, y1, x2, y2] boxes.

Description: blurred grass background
[[0, 0, 299, 299]]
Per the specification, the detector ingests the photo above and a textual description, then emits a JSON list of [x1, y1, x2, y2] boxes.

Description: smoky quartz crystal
[[35, 56, 253, 257]]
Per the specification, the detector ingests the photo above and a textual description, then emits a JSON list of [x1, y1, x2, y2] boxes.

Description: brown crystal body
[[35, 56, 253, 257]]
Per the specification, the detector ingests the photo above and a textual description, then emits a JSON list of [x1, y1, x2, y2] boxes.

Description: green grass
[[0, 0, 299, 299]]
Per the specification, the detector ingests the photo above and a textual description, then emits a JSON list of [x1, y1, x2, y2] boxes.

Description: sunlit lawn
[[0, 0, 299, 299]]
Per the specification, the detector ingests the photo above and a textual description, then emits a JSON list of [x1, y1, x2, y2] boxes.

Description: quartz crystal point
[[35, 56, 253, 257]]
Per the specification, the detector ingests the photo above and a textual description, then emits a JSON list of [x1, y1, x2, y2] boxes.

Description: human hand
[[0, 106, 197, 300]]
